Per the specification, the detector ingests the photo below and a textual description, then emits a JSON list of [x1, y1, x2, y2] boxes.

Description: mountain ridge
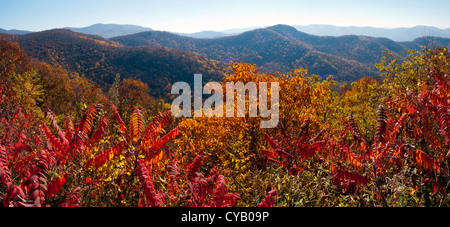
[[0, 28, 32, 35], [2, 24, 450, 96], [110, 24, 450, 82], [65, 23, 153, 38], [294, 24, 450, 42], [175, 31, 233, 39], [0, 29, 227, 98], [2, 23, 450, 41]]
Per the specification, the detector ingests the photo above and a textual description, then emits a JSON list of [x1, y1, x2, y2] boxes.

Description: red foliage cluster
[[186, 150, 204, 181], [330, 164, 370, 194], [262, 118, 327, 175], [46, 173, 67, 199], [0, 107, 73, 207], [136, 160, 162, 207], [0, 89, 191, 207], [258, 189, 277, 207], [260, 69, 449, 205], [172, 152, 240, 207], [85, 141, 124, 169]]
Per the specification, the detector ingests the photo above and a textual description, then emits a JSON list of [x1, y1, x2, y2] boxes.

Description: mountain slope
[[109, 25, 378, 81], [0, 29, 227, 98], [112, 27, 322, 74], [111, 24, 450, 82], [267, 25, 408, 66], [2, 25, 449, 97]]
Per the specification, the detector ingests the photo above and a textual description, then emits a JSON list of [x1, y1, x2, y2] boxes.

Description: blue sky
[[1, 0, 449, 33]]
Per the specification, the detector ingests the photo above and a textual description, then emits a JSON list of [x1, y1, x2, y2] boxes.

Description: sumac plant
[[0, 83, 239, 207], [261, 69, 450, 206], [138, 151, 240, 207], [0, 92, 74, 207]]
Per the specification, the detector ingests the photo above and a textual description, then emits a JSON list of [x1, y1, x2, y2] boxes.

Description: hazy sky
[[1, 0, 449, 33]]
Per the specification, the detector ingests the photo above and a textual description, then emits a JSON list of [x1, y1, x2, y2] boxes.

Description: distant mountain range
[[110, 24, 450, 82], [175, 31, 233, 39], [0, 28, 32, 35], [2, 23, 450, 41], [1, 24, 450, 98], [294, 25, 450, 42], [0, 29, 226, 98], [64, 23, 153, 38]]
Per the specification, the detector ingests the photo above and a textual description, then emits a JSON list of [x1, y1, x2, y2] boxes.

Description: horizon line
[[1, 23, 449, 34]]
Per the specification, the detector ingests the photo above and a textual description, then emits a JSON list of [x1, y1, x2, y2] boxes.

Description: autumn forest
[[1, 25, 450, 208]]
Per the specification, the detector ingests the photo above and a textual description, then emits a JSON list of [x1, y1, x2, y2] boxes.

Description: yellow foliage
[[173, 61, 345, 204]]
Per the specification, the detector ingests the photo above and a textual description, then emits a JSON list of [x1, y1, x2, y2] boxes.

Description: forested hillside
[[1, 24, 450, 208], [0, 29, 227, 98], [3, 25, 449, 91], [112, 24, 450, 82]]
